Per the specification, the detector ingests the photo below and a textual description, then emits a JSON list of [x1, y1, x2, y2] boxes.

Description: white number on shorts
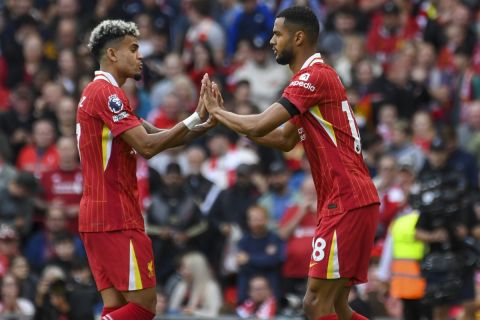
[[311, 237, 326, 262], [341, 100, 362, 154]]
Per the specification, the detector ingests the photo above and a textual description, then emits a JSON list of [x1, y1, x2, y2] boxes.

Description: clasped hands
[[190, 74, 225, 131]]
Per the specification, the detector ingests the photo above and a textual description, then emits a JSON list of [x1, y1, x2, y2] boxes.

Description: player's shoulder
[[302, 62, 337, 77], [292, 63, 336, 85]]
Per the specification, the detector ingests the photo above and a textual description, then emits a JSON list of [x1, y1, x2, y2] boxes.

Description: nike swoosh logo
[[309, 262, 317, 268]]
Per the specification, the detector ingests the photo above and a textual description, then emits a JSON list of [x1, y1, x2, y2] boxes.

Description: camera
[[413, 170, 468, 229]]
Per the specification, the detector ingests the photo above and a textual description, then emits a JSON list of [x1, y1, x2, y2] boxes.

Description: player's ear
[[294, 31, 305, 46], [106, 47, 119, 63]]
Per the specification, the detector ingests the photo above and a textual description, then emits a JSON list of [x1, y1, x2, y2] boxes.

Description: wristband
[[182, 112, 201, 130]]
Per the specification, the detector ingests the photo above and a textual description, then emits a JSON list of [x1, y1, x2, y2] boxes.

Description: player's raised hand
[[211, 81, 224, 109], [201, 74, 220, 113], [195, 78, 208, 120]]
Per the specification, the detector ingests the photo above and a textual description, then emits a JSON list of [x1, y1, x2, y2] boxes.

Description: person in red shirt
[[77, 20, 216, 320], [236, 275, 277, 320], [278, 175, 317, 295], [40, 136, 82, 233], [16, 118, 59, 178], [202, 6, 379, 320], [366, 2, 418, 68]]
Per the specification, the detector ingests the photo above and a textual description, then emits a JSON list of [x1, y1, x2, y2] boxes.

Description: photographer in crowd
[[414, 137, 479, 320]]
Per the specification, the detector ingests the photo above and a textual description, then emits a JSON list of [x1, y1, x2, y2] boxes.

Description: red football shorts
[[80, 229, 156, 292], [308, 204, 379, 285]]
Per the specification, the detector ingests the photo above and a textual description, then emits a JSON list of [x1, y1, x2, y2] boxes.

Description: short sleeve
[[95, 87, 141, 137], [282, 67, 323, 114]]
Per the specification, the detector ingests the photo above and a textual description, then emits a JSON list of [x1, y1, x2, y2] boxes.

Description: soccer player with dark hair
[[77, 20, 215, 320], [202, 6, 379, 320]]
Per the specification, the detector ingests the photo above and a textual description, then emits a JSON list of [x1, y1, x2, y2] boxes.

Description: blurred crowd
[[1, 0, 480, 319]]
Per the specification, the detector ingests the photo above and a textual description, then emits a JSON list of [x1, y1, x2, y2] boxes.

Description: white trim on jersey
[[301, 53, 324, 70], [94, 70, 119, 87]]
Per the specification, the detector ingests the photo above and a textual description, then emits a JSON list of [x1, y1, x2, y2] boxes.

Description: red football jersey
[[41, 167, 83, 205], [282, 54, 379, 217], [76, 71, 143, 232]]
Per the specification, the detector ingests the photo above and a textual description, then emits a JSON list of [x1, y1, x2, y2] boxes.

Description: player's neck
[[290, 49, 317, 74], [99, 65, 126, 87]]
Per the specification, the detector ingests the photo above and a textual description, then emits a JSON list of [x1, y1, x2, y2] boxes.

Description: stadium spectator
[[278, 175, 316, 299], [33, 265, 67, 319], [16, 118, 59, 178], [229, 37, 290, 110], [366, 1, 418, 67], [10, 255, 37, 303], [320, 6, 359, 58], [149, 53, 185, 109], [236, 205, 284, 304], [56, 48, 79, 95], [188, 41, 218, 93], [46, 232, 80, 274], [146, 162, 207, 284], [386, 120, 426, 174], [54, 96, 77, 138], [373, 154, 406, 241], [208, 163, 260, 276], [40, 136, 82, 233], [258, 161, 299, 227], [66, 259, 101, 320], [168, 251, 222, 317], [24, 205, 84, 272], [149, 92, 185, 129], [0, 273, 35, 317], [227, 0, 274, 58], [183, 0, 225, 65], [412, 109, 437, 152], [236, 275, 277, 319], [376, 103, 398, 147], [202, 126, 257, 189], [0, 172, 36, 235], [0, 85, 36, 160], [0, 225, 20, 278]]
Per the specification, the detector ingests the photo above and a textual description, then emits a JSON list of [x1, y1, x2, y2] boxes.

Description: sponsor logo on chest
[[289, 73, 316, 92]]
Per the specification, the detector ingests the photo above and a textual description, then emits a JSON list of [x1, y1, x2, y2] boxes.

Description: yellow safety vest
[[390, 210, 426, 299]]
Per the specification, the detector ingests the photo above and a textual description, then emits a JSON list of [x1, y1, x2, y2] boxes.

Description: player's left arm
[[202, 75, 292, 137], [141, 120, 164, 134], [141, 99, 217, 146]]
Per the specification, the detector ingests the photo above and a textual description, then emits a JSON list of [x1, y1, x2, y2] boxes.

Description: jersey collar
[[301, 53, 323, 70], [94, 70, 119, 87]]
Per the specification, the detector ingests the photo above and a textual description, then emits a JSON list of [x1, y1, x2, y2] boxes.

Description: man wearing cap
[[366, 1, 418, 66], [415, 137, 478, 319], [258, 161, 299, 227]]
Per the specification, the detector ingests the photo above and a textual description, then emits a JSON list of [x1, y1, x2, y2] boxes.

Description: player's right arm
[[247, 121, 300, 152]]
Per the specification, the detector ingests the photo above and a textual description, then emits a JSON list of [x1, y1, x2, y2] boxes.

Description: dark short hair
[[191, 0, 211, 17], [88, 20, 139, 61], [14, 171, 37, 194], [276, 6, 319, 45]]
